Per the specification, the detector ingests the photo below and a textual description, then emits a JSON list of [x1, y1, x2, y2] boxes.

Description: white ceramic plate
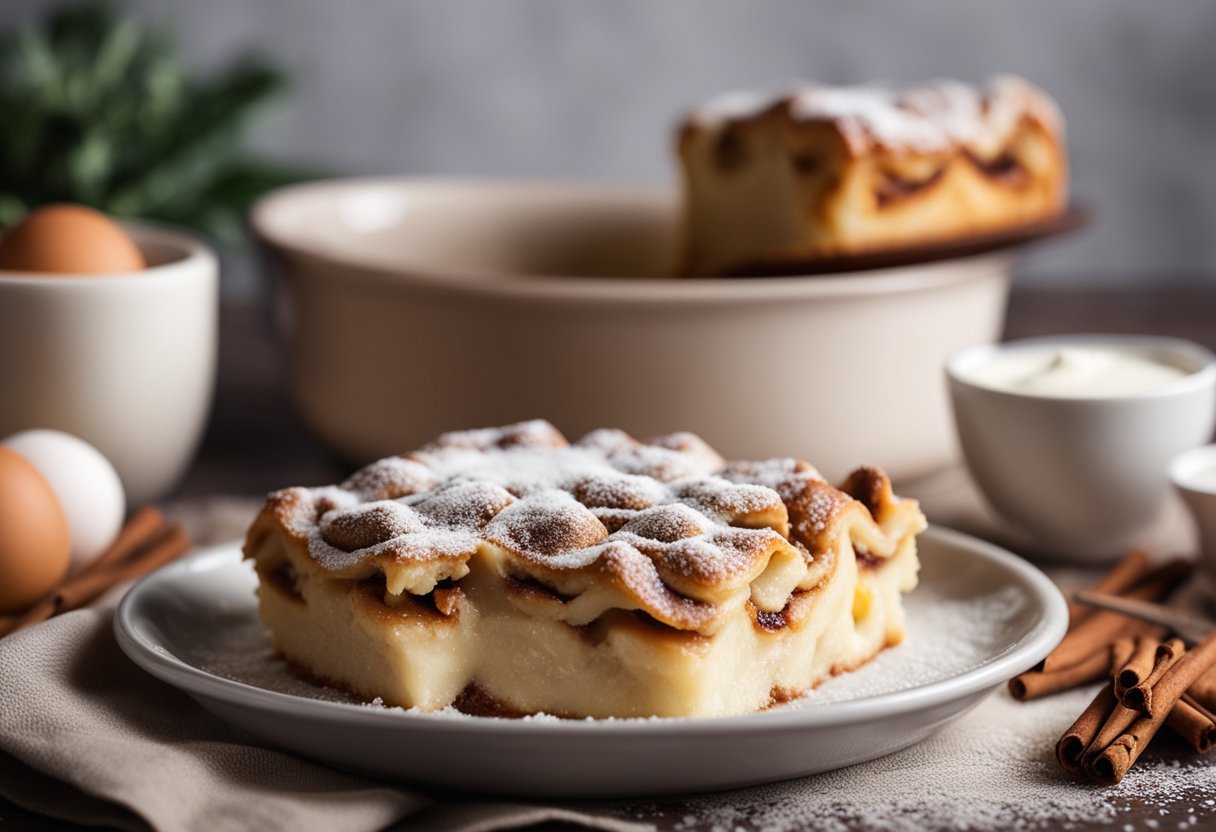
[[115, 526, 1066, 798]]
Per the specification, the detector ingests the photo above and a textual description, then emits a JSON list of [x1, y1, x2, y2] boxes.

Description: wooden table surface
[[4, 286, 1215, 831]]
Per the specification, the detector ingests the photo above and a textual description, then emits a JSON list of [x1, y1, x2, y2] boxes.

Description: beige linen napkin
[[0, 498, 649, 832], [0, 601, 424, 832]]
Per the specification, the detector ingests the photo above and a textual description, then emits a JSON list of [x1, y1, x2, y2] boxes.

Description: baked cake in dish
[[243, 420, 925, 718], [676, 75, 1067, 276]]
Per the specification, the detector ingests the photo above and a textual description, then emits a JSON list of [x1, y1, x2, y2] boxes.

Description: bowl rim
[[0, 221, 214, 286], [946, 333, 1216, 403], [1170, 443, 1216, 495], [249, 176, 1018, 304]]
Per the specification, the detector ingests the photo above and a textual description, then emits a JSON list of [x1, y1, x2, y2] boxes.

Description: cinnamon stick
[[0, 509, 189, 638], [1010, 622, 1158, 702], [1121, 638, 1186, 713], [1083, 703, 1143, 767], [1088, 711, 1165, 785], [1056, 685, 1214, 778], [1042, 560, 1191, 672], [1057, 685, 1118, 776], [1145, 629, 1216, 720], [1087, 630, 1216, 784], [57, 526, 188, 609], [1168, 694, 1215, 754], [1189, 664, 1216, 713], [79, 505, 166, 577], [1066, 548, 1152, 626], [1110, 637, 1138, 678], [1009, 648, 1112, 701], [1114, 635, 1160, 701]]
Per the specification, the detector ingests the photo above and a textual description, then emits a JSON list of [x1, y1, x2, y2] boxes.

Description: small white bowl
[[0, 224, 217, 503], [1170, 443, 1216, 586], [947, 334, 1216, 563]]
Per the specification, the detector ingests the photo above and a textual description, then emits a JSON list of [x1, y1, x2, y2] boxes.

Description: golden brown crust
[[244, 421, 922, 638], [675, 76, 1068, 276]]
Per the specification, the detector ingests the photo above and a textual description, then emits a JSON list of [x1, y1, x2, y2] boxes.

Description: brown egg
[[0, 204, 145, 275], [0, 446, 71, 614]]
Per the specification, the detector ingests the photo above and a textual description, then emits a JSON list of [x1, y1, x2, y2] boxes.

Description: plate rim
[[114, 525, 1067, 736]]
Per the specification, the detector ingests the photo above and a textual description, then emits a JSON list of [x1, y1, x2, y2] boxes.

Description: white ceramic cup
[[1170, 443, 1216, 587], [947, 334, 1216, 562], [0, 224, 217, 504]]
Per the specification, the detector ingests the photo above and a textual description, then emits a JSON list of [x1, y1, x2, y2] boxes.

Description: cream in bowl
[[1169, 444, 1216, 588], [965, 345, 1192, 398], [947, 335, 1216, 562]]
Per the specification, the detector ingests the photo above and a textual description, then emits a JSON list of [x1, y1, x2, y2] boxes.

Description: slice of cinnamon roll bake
[[676, 75, 1067, 276], [243, 420, 925, 718]]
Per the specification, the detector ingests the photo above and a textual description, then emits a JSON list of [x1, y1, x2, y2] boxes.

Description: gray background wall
[[7, 0, 1216, 289]]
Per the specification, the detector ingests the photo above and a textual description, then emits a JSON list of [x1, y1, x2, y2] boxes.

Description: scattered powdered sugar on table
[[603, 691, 1216, 832], [585, 583, 1216, 830]]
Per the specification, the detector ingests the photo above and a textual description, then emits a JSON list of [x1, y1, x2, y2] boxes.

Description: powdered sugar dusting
[[319, 501, 424, 551], [691, 75, 1062, 155], [607, 444, 720, 483], [408, 481, 515, 530], [570, 471, 667, 511], [483, 489, 609, 566], [617, 503, 713, 544], [721, 458, 824, 494], [674, 478, 785, 524], [341, 456, 435, 501], [691, 87, 783, 123], [272, 420, 901, 633]]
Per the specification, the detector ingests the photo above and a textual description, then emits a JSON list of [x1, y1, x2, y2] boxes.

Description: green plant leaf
[[0, 0, 317, 243]]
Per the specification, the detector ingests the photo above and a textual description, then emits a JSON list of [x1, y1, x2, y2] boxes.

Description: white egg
[[2, 429, 125, 573]]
